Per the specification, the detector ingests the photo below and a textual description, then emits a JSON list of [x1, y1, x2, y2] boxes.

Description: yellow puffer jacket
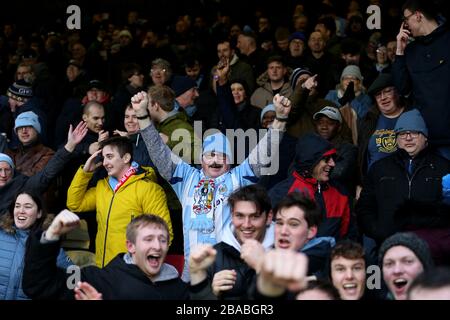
[[67, 166, 172, 267]]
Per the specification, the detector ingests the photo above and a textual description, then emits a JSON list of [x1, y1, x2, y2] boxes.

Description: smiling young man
[[330, 240, 366, 300], [22, 212, 188, 300], [380, 232, 433, 300], [188, 184, 274, 299], [243, 192, 329, 299], [131, 90, 291, 282], [67, 136, 172, 268]]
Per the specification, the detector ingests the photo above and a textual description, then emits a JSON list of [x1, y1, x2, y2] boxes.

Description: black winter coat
[[392, 23, 450, 147], [23, 231, 189, 300], [190, 242, 255, 300], [356, 148, 450, 244]]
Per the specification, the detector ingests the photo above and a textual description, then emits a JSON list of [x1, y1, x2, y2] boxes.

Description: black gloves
[[338, 81, 355, 106]]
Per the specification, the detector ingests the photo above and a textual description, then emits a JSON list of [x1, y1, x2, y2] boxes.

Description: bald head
[[82, 101, 105, 133]]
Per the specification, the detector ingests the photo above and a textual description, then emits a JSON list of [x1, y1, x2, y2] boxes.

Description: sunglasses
[[322, 154, 337, 163]]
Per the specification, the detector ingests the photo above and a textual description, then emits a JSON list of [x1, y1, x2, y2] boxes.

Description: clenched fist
[[45, 209, 80, 241]]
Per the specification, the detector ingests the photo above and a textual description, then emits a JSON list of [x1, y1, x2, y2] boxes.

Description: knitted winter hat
[[202, 132, 233, 161], [394, 109, 428, 137], [341, 65, 363, 81], [379, 232, 434, 271], [171, 75, 197, 97], [7, 80, 33, 101], [288, 31, 306, 43], [260, 104, 276, 122], [14, 111, 41, 134], [0, 153, 14, 169], [290, 67, 312, 89]]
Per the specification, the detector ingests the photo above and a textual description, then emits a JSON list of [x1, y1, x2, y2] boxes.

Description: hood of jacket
[[294, 133, 336, 176]]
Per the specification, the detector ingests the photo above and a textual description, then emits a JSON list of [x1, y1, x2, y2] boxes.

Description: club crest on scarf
[[191, 178, 216, 234]]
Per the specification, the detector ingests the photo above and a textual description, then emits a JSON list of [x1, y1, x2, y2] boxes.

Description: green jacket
[[156, 111, 201, 164]]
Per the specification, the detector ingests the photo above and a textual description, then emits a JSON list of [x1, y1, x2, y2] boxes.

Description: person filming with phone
[[392, 0, 450, 160]]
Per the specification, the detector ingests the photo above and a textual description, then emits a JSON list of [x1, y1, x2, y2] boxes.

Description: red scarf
[[113, 165, 138, 193]]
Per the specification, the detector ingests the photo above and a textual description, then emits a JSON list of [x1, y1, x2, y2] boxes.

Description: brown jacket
[[6, 143, 55, 177]]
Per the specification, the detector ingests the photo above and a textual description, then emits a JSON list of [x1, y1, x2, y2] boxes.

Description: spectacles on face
[[402, 11, 416, 24], [150, 68, 166, 74], [322, 154, 337, 163], [203, 152, 227, 162], [397, 130, 420, 139], [17, 126, 32, 132], [375, 87, 395, 99]]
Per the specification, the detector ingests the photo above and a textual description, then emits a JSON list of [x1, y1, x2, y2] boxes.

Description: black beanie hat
[[379, 232, 434, 271]]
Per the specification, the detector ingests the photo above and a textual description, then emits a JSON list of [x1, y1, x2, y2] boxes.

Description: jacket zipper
[[405, 163, 428, 199], [101, 172, 144, 267], [102, 192, 115, 268]]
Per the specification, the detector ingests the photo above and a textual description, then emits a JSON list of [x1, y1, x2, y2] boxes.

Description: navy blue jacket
[[392, 22, 450, 147]]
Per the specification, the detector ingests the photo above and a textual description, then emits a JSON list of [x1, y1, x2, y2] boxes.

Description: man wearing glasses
[[357, 109, 450, 262], [392, 0, 450, 160]]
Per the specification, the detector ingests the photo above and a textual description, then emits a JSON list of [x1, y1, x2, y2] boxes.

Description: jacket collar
[[123, 253, 180, 282], [416, 19, 448, 44]]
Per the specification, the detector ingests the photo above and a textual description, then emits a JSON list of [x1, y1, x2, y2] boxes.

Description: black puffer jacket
[[356, 148, 450, 244], [23, 231, 189, 300]]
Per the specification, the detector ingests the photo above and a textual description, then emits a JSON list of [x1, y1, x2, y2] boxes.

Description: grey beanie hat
[[379, 232, 434, 271], [394, 109, 428, 137], [341, 65, 363, 81]]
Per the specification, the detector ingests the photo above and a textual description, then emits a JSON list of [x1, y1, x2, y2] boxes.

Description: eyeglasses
[[203, 152, 227, 161], [402, 11, 416, 24], [150, 68, 166, 74], [17, 126, 33, 132], [375, 87, 395, 99], [322, 154, 337, 163], [397, 131, 420, 139]]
